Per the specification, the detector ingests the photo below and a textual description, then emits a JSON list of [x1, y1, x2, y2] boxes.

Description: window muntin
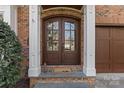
[[47, 21, 59, 51], [46, 20, 76, 52], [64, 22, 75, 51]]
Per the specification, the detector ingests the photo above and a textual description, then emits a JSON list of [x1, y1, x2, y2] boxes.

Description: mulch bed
[[15, 78, 30, 88]]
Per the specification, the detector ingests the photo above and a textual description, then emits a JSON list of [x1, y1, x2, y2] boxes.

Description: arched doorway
[[43, 17, 80, 65], [28, 5, 96, 78]]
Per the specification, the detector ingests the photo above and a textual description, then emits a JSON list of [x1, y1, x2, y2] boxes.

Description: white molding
[[0, 6, 11, 25], [0, 5, 18, 35], [28, 66, 41, 77], [40, 6, 43, 65], [12, 6, 18, 35], [0, 11, 3, 19], [83, 5, 96, 76], [10, 6, 18, 35], [83, 67, 96, 76], [28, 5, 41, 77]]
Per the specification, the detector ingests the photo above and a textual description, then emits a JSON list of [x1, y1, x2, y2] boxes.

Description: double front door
[[43, 17, 80, 65]]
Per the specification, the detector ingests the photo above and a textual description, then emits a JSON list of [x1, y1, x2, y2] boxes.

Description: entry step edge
[[34, 82, 90, 88], [40, 71, 86, 78]]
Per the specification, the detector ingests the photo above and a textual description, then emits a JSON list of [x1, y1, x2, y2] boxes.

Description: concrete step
[[40, 71, 85, 78], [30, 72, 95, 87], [30, 76, 95, 87], [34, 82, 90, 88]]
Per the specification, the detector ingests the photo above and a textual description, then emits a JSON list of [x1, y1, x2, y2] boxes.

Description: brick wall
[[17, 5, 124, 78], [17, 6, 29, 78], [96, 5, 124, 24]]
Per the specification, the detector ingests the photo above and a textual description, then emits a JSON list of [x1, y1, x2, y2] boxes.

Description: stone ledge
[[40, 72, 85, 78]]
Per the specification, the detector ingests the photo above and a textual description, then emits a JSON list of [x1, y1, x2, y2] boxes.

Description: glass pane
[[65, 22, 70, 30], [53, 31, 58, 40], [71, 41, 75, 51], [71, 31, 75, 40], [65, 31, 70, 40], [47, 23, 52, 30], [65, 41, 71, 51], [47, 41, 52, 51], [53, 21, 58, 30], [71, 23, 75, 30], [53, 41, 58, 51], [47, 30, 53, 40]]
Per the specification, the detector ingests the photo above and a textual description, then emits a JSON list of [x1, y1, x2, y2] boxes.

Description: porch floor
[[40, 71, 85, 78]]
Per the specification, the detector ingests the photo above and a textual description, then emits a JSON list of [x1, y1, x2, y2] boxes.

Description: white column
[[83, 5, 96, 76], [10, 6, 18, 35], [0, 5, 17, 35], [29, 5, 41, 77]]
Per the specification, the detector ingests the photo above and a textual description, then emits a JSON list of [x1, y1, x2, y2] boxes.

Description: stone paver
[[34, 82, 89, 88], [95, 80, 124, 88], [95, 73, 124, 88]]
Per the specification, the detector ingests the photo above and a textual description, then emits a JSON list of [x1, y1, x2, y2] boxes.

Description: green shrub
[[0, 19, 23, 87]]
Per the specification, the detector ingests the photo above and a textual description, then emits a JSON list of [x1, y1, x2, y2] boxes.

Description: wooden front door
[[43, 17, 80, 65], [96, 26, 124, 72]]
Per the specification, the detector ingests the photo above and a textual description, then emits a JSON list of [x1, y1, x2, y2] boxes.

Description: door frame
[[28, 5, 96, 77]]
